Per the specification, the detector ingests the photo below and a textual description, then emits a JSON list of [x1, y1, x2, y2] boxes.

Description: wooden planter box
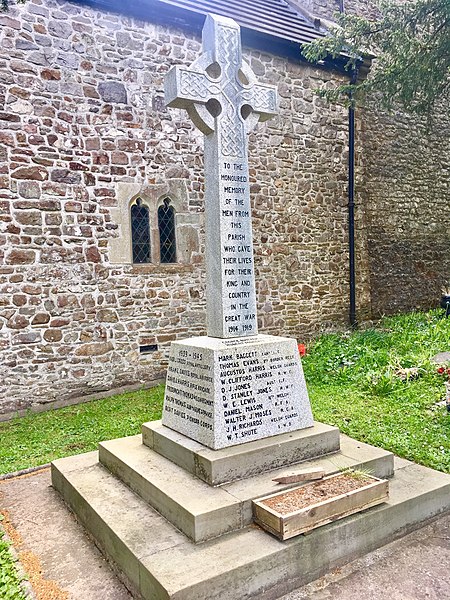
[[253, 473, 389, 540]]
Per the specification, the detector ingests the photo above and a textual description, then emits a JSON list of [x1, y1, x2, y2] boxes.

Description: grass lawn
[[0, 310, 449, 476], [0, 386, 164, 476], [302, 311, 450, 473]]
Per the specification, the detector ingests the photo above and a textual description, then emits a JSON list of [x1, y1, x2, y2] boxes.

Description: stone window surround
[[109, 180, 200, 266]]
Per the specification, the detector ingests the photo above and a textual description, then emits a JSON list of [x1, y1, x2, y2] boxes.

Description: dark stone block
[[51, 169, 81, 184], [98, 81, 127, 104]]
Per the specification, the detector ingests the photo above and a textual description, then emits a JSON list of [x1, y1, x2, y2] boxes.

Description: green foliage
[[0, 385, 164, 475], [303, 0, 450, 115], [0, 312, 449, 477], [1, 0, 26, 12], [304, 310, 450, 472], [339, 466, 374, 480], [0, 526, 26, 600]]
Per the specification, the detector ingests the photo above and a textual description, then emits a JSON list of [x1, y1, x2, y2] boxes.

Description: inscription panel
[[218, 160, 257, 337], [163, 346, 214, 447], [216, 345, 300, 444], [162, 335, 314, 449]]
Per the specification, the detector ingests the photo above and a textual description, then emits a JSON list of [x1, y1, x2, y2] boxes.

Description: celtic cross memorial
[[162, 14, 314, 449], [165, 13, 278, 339]]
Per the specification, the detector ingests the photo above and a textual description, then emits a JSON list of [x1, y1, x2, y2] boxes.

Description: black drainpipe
[[348, 67, 357, 328], [338, 0, 358, 328]]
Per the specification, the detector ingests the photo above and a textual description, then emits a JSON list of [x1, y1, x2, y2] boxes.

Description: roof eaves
[[75, 0, 351, 71]]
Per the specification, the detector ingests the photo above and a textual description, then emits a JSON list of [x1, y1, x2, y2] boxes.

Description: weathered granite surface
[[161, 15, 313, 449], [162, 334, 313, 449]]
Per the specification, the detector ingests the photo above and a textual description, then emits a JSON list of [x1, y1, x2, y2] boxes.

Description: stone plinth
[[161, 334, 314, 450], [52, 442, 450, 599], [96, 432, 393, 542], [143, 420, 341, 485]]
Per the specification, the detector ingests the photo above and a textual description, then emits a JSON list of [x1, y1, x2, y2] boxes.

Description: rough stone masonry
[[161, 14, 314, 449], [0, 0, 448, 417]]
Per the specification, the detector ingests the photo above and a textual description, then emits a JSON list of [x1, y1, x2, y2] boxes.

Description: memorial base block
[[162, 334, 314, 450]]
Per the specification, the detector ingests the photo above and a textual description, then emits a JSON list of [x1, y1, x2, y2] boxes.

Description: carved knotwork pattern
[[249, 87, 277, 112], [221, 123, 244, 157], [218, 24, 239, 66], [172, 21, 276, 157], [217, 24, 244, 157], [180, 71, 209, 99]]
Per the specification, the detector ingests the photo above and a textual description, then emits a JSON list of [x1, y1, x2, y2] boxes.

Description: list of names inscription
[[163, 338, 307, 447], [218, 345, 298, 442], [164, 348, 214, 433]]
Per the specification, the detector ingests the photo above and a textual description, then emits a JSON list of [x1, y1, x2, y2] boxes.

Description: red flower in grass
[[436, 366, 450, 380], [298, 343, 306, 356]]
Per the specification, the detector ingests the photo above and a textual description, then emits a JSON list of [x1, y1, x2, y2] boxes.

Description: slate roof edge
[[283, 0, 334, 33], [75, 0, 352, 74]]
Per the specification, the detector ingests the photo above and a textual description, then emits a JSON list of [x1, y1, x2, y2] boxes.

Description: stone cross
[[165, 13, 278, 339]]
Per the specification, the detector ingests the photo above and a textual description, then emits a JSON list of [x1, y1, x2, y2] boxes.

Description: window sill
[[129, 263, 195, 274]]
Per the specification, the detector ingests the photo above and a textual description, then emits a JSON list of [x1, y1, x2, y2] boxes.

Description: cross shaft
[[165, 13, 278, 338]]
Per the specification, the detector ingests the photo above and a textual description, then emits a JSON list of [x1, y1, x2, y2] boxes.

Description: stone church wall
[[307, 0, 450, 315], [0, 0, 448, 416], [358, 101, 450, 316], [0, 0, 358, 416]]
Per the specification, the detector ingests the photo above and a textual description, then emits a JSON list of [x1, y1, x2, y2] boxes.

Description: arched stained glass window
[[131, 198, 151, 263], [158, 198, 176, 263]]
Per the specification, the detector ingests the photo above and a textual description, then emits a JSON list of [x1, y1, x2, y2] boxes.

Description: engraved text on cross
[[165, 14, 278, 338]]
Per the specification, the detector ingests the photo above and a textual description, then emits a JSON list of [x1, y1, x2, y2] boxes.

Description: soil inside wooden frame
[[261, 473, 374, 515]]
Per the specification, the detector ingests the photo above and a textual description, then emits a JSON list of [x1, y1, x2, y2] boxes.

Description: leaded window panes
[[158, 198, 176, 263], [131, 199, 151, 263]]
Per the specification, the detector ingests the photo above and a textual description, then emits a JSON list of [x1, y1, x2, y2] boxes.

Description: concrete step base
[[52, 435, 450, 600], [98, 433, 394, 542], [142, 420, 341, 485]]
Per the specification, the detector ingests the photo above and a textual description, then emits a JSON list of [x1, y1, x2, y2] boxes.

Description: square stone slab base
[[143, 419, 340, 485], [162, 334, 314, 449], [52, 431, 450, 600]]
